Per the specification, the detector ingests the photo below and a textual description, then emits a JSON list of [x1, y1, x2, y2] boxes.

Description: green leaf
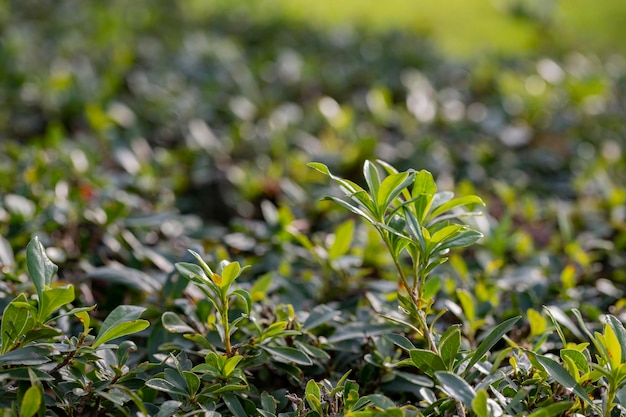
[[307, 162, 332, 177], [38, 285, 74, 322], [604, 321, 622, 370], [328, 219, 354, 260], [1, 294, 35, 354], [220, 261, 241, 290], [188, 249, 215, 279], [223, 393, 248, 417], [162, 312, 196, 334], [303, 304, 340, 331], [536, 354, 593, 406], [86, 266, 161, 293], [175, 261, 209, 283], [223, 355, 243, 378], [305, 379, 322, 414], [250, 273, 273, 302], [528, 308, 547, 337], [0, 345, 54, 366], [410, 349, 446, 376], [306, 379, 321, 400], [209, 383, 248, 395], [435, 371, 476, 406], [527, 401, 575, 417], [439, 326, 461, 370], [383, 333, 416, 351], [153, 400, 183, 417], [471, 389, 489, 417], [183, 370, 200, 395], [20, 385, 42, 417], [456, 289, 475, 324], [26, 237, 58, 302], [430, 225, 464, 246], [429, 195, 484, 220], [261, 345, 312, 365], [20, 326, 62, 346], [260, 391, 278, 414], [75, 310, 91, 334], [92, 305, 149, 348], [231, 289, 252, 315], [434, 229, 483, 253], [363, 160, 381, 201], [377, 171, 414, 215], [146, 378, 188, 397], [411, 170, 437, 221], [324, 196, 377, 225], [464, 316, 521, 375], [403, 206, 426, 253], [561, 348, 589, 375], [607, 315, 626, 363]]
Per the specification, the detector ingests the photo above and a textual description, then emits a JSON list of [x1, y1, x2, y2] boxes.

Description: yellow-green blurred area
[[199, 0, 626, 57], [2, 0, 626, 302]]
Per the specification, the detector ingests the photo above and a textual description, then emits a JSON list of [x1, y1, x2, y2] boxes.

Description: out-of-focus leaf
[[86, 266, 161, 293], [261, 346, 312, 366], [328, 219, 354, 260], [20, 385, 42, 417]]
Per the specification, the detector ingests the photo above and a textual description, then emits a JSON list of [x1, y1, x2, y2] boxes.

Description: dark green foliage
[[1, 2, 626, 416]]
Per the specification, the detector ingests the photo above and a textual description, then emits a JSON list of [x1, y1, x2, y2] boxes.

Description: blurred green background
[[1, 0, 625, 315], [205, 0, 626, 58]]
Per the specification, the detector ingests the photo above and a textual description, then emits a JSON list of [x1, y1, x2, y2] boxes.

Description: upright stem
[[382, 234, 438, 354], [221, 295, 232, 357], [604, 385, 616, 417]]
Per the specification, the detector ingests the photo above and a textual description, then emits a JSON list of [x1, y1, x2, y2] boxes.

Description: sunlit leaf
[[464, 316, 520, 375], [328, 219, 354, 261], [20, 385, 42, 417], [26, 237, 58, 302], [38, 285, 74, 323], [92, 305, 149, 348], [535, 354, 593, 406]]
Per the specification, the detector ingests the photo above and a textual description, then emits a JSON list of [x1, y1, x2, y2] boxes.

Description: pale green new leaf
[[38, 285, 74, 323], [92, 305, 149, 348], [607, 315, 626, 363], [328, 219, 354, 261], [472, 389, 489, 417], [20, 385, 42, 417], [429, 195, 485, 220], [220, 261, 242, 290]]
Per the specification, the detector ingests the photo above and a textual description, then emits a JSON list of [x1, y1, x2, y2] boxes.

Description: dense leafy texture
[[1, 2, 626, 415]]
